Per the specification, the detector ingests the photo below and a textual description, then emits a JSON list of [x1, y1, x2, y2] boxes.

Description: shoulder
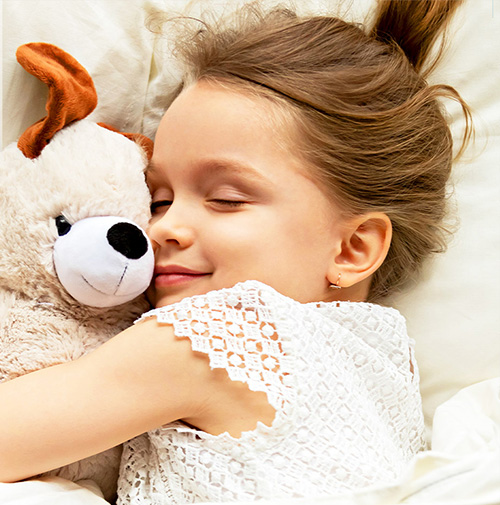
[[132, 281, 288, 436], [136, 281, 295, 377]]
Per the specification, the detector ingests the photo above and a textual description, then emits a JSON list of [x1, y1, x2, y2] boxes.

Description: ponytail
[[371, 0, 472, 159], [372, 0, 463, 74]]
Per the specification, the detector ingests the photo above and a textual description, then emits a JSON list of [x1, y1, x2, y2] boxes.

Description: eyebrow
[[194, 158, 269, 183], [148, 158, 269, 184]]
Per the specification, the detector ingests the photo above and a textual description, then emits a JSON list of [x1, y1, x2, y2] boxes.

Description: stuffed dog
[[0, 43, 154, 502]]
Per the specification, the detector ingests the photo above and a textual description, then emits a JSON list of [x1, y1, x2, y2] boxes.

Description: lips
[[154, 265, 209, 288]]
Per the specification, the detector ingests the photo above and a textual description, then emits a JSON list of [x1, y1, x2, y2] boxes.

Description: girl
[[0, 0, 471, 503]]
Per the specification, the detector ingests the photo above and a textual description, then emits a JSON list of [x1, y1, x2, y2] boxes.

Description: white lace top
[[117, 281, 424, 504]]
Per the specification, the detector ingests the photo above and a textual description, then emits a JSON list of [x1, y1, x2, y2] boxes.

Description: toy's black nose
[[107, 222, 148, 259]]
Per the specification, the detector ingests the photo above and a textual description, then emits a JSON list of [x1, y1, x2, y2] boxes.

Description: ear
[[16, 43, 97, 159], [328, 212, 392, 288]]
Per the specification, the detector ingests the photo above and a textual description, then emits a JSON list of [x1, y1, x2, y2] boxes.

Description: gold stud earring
[[329, 273, 342, 289]]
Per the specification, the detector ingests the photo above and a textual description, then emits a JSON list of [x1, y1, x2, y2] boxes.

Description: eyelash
[[150, 198, 247, 213], [150, 200, 172, 213], [209, 199, 247, 208]]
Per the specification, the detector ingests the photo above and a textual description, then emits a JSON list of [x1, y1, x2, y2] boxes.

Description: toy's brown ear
[[16, 43, 97, 159], [98, 123, 154, 161]]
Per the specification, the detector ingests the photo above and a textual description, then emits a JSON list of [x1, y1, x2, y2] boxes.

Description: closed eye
[[209, 199, 248, 209], [150, 200, 172, 213]]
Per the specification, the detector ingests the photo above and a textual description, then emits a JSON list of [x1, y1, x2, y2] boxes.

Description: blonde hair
[[158, 0, 472, 302]]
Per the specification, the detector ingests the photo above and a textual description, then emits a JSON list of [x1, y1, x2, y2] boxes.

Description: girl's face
[[147, 81, 348, 307]]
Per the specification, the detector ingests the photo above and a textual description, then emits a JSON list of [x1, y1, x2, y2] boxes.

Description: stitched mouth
[[81, 265, 128, 297], [115, 264, 128, 294], [81, 275, 109, 296]]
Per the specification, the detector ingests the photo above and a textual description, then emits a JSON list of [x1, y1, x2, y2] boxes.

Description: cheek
[[203, 225, 259, 259], [200, 215, 281, 268]]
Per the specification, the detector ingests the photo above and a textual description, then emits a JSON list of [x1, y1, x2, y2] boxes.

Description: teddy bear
[[0, 43, 155, 502]]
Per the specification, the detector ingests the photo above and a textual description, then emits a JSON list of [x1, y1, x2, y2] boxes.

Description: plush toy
[[0, 43, 155, 501]]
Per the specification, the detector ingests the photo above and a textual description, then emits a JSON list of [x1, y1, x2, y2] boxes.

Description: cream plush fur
[[0, 58, 154, 501]]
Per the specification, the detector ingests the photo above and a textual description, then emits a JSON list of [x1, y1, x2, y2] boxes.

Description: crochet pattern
[[118, 281, 424, 504]]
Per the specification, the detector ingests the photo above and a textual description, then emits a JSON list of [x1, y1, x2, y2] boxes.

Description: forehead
[[161, 81, 297, 149], [152, 81, 316, 181]]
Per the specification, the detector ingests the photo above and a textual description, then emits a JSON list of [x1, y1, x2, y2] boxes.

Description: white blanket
[[2, 378, 498, 505]]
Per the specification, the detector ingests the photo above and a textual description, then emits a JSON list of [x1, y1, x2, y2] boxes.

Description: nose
[[147, 203, 195, 249], [107, 222, 149, 259]]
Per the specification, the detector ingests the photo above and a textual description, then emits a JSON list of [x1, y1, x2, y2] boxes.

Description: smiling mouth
[[154, 272, 209, 288]]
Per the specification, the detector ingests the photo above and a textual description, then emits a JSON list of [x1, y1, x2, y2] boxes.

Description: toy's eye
[[55, 215, 72, 236]]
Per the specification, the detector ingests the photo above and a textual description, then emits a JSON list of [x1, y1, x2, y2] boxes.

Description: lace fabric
[[118, 281, 425, 504]]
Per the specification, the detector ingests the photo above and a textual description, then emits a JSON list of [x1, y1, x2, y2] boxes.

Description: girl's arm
[[0, 318, 217, 482]]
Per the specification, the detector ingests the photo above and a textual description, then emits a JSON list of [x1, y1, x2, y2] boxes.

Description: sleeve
[[136, 281, 297, 412]]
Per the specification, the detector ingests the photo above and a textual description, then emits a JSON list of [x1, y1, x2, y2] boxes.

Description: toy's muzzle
[[53, 216, 154, 307]]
